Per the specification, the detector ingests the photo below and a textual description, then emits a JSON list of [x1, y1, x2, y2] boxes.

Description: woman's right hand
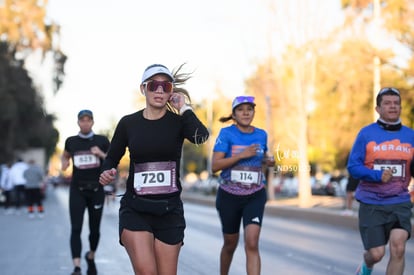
[[99, 168, 117, 185], [239, 144, 259, 159]]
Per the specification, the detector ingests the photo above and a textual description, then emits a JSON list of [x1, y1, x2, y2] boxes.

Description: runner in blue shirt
[[212, 96, 275, 275], [348, 87, 414, 275]]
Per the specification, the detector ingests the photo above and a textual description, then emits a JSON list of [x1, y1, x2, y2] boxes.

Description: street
[[1, 186, 413, 275]]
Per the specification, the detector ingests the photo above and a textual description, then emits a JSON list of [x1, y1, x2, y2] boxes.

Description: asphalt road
[[1, 186, 413, 275]]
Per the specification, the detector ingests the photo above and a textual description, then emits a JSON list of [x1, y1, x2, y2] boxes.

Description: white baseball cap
[[141, 64, 174, 83]]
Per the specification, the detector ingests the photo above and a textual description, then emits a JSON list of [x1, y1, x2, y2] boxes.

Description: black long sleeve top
[[102, 109, 209, 199]]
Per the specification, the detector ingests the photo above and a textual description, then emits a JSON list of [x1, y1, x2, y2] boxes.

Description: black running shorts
[[118, 194, 186, 246], [216, 187, 267, 234]]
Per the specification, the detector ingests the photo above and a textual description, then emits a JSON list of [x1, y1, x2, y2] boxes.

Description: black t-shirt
[[64, 134, 110, 186]]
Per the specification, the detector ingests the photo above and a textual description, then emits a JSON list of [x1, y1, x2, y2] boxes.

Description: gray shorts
[[358, 202, 412, 250]]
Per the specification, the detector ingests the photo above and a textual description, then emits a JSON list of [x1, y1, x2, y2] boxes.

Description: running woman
[[99, 64, 209, 275], [62, 109, 110, 275], [212, 96, 275, 275]]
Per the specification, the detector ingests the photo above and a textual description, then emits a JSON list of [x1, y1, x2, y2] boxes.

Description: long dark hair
[[219, 114, 233, 123]]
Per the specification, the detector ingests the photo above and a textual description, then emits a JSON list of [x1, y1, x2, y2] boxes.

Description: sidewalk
[[264, 195, 359, 231], [181, 190, 413, 233], [0, 187, 133, 275]]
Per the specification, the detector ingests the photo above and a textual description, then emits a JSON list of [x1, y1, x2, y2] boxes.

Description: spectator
[[0, 162, 14, 214], [9, 158, 29, 214], [23, 159, 45, 218], [341, 174, 359, 216]]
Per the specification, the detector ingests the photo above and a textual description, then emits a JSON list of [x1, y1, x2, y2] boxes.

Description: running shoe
[[355, 262, 372, 275], [5, 208, 13, 215], [355, 263, 362, 275], [71, 266, 81, 275], [85, 251, 97, 275], [340, 209, 354, 216]]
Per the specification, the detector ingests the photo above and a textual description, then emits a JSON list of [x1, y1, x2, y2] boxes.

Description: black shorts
[[216, 187, 267, 234], [358, 202, 412, 250], [118, 193, 186, 246], [346, 176, 359, 192]]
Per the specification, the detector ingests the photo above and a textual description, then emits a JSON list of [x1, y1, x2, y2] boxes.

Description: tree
[[245, 47, 315, 206], [241, 0, 414, 204], [0, 0, 65, 164], [0, 41, 59, 164], [340, 0, 414, 125], [304, 0, 414, 169]]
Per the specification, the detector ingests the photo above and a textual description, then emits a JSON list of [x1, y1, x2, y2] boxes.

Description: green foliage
[[0, 41, 59, 164], [0, 0, 64, 164]]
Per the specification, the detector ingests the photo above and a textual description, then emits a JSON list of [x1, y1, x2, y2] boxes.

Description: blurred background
[[1, 0, 414, 206]]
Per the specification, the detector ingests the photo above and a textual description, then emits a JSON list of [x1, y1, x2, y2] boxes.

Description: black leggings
[[2, 190, 13, 209], [25, 188, 43, 209], [69, 186, 105, 259], [14, 185, 26, 208]]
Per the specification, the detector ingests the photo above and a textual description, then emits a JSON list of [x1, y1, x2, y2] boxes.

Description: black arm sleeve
[[181, 110, 209, 145], [101, 119, 127, 171]]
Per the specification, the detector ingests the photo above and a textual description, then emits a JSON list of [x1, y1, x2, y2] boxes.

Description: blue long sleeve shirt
[[347, 122, 414, 205]]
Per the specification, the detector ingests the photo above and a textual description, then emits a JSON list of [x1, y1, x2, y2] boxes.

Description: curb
[[263, 204, 359, 231], [182, 192, 414, 234], [181, 192, 359, 231]]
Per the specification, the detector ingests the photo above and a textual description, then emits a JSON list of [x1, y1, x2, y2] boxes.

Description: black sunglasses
[[378, 87, 400, 96], [143, 80, 174, 93]]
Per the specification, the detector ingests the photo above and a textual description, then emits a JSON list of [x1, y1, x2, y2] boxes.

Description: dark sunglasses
[[143, 80, 173, 93], [235, 96, 255, 103], [232, 96, 256, 110], [378, 87, 400, 96]]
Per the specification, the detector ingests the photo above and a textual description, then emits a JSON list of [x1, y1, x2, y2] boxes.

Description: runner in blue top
[[212, 96, 275, 275], [348, 87, 414, 275]]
